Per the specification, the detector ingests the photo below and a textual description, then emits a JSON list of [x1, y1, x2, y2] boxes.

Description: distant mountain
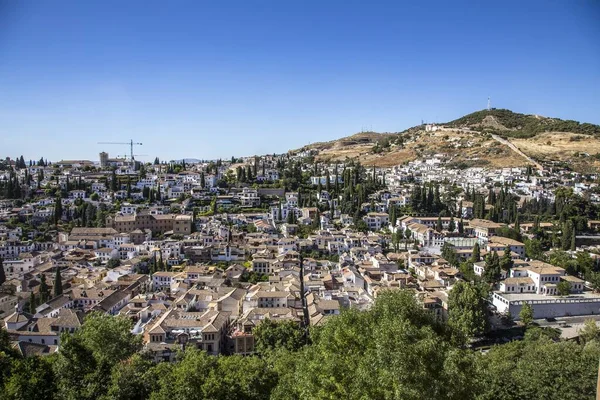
[[295, 109, 600, 172], [171, 158, 202, 164]]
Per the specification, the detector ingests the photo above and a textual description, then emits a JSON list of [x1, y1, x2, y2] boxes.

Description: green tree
[[28, 292, 37, 314], [519, 302, 534, 326], [0, 257, 5, 286], [442, 242, 459, 267], [111, 169, 118, 191], [557, 280, 571, 296], [404, 227, 411, 250], [524, 238, 543, 260], [39, 274, 50, 303], [449, 216, 456, 232], [471, 242, 481, 263], [54, 195, 63, 226], [2, 356, 57, 400], [79, 312, 142, 365], [448, 281, 489, 339], [150, 348, 277, 400], [482, 251, 501, 285], [53, 267, 63, 297], [103, 354, 158, 400], [54, 312, 142, 400], [270, 290, 479, 400], [253, 319, 306, 354], [562, 220, 573, 251], [477, 336, 600, 400], [579, 319, 600, 344], [499, 245, 514, 273], [53, 332, 103, 400]]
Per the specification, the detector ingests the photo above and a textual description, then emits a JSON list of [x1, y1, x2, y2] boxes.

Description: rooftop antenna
[[487, 97, 491, 111]]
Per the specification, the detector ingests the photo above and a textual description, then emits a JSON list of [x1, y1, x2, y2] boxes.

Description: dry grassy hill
[[294, 110, 600, 172]]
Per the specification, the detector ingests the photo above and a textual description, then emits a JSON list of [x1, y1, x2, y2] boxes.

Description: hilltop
[[296, 109, 600, 172], [446, 109, 600, 138]]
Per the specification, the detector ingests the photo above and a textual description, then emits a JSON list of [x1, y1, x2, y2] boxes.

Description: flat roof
[[495, 291, 600, 302]]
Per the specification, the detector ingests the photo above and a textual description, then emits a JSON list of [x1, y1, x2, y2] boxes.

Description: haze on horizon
[[1, 0, 599, 163]]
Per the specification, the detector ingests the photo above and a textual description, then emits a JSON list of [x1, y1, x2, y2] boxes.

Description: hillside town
[[2, 147, 600, 359]]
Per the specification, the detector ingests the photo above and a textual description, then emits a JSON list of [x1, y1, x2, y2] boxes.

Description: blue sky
[[1, 0, 599, 162]]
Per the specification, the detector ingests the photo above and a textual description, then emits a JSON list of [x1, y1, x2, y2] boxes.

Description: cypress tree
[[433, 184, 442, 212], [471, 242, 480, 263], [562, 220, 573, 251], [54, 195, 63, 226], [500, 245, 514, 273], [158, 253, 166, 272], [427, 185, 434, 212], [314, 208, 321, 229], [53, 268, 63, 297], [483, 251, 501, 285], [389, 206, 397, 228], [39, 274, 49, 303], [29, 293, 37, 314], [334, 165, 340, 193], [0, 258, 5, 286], [330, 200, 335, 220], [449, 216, 456, 232], [111, 169, 117, 191]]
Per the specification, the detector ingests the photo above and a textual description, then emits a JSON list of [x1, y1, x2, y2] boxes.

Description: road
[[489, 134, 544, 171], [438, 126, 543, 170]]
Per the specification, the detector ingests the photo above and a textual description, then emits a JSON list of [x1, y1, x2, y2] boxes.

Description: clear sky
[[1, 0, 599, 163]]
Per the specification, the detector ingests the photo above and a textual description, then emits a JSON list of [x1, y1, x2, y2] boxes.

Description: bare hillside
[[294, 109, 600, 171]]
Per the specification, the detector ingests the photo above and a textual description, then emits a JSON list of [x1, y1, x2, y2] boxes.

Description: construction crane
[[116, 154, 148, 159], [98, 140, 143, 162]]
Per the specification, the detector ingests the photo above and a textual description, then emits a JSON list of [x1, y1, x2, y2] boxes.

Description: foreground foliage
[[1, 291, 598, 399]]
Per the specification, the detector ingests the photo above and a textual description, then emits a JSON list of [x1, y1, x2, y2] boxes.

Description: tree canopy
[[1, 290, 599, 400]]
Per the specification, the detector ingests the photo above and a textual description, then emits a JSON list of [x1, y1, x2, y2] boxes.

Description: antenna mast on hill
[[487, 97, 491, 111]]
